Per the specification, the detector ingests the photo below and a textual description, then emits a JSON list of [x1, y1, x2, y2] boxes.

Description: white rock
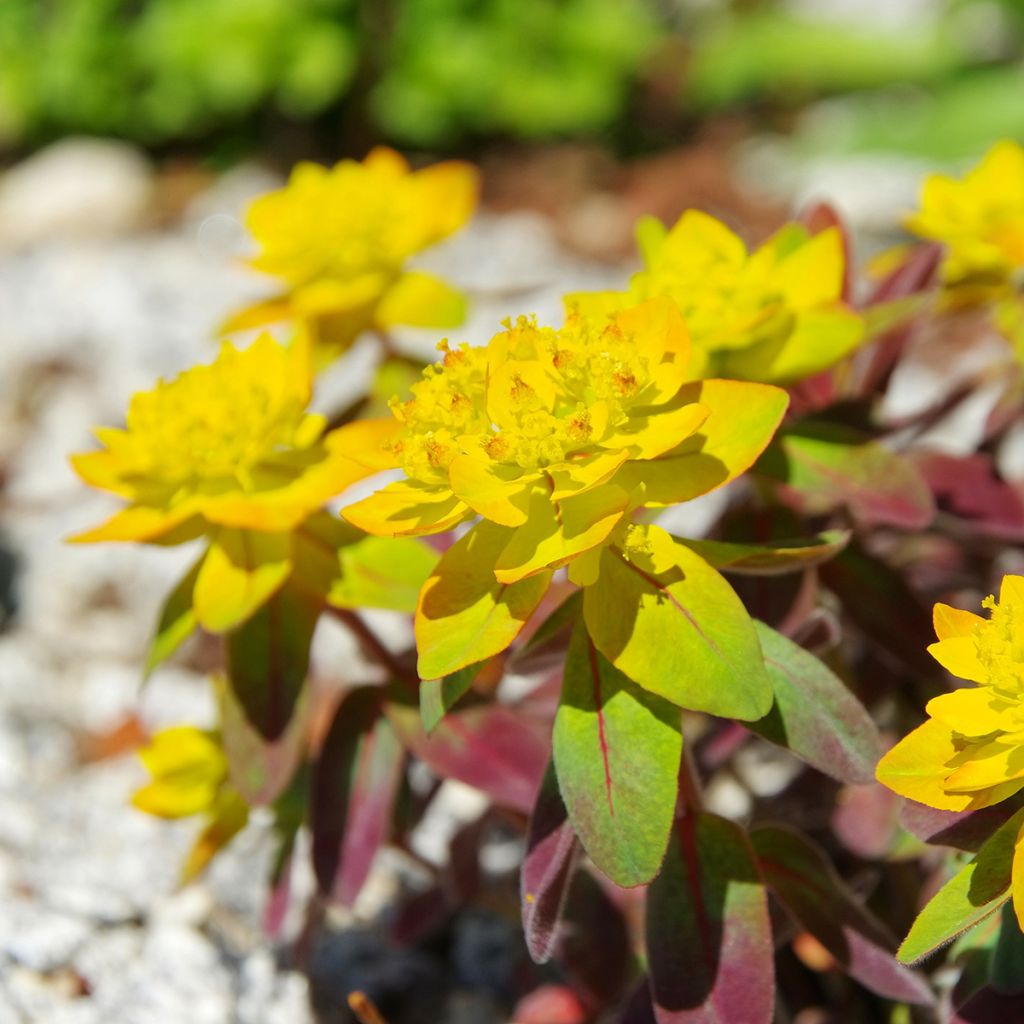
[[0, 139, 153, 249]]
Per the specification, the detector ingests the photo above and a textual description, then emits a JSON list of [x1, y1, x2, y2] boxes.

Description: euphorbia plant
[[68, 138, 1024, 1023]]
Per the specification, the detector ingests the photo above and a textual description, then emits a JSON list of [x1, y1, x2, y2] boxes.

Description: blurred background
[[0, 1, 1022, 1022]]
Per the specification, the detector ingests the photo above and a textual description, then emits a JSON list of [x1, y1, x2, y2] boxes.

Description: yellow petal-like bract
[[567, 210, 864, 385], [906, 140, 1024, 284], [70, 333, 372, 543], [225, 147, 479, 361]]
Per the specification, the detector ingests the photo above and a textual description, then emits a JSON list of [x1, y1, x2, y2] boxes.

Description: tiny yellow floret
[[222, 147, 480, 363]]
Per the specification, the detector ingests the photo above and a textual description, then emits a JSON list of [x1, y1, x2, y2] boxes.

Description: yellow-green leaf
[[583, 541, 772, 720], [416, 521, 552, 680]]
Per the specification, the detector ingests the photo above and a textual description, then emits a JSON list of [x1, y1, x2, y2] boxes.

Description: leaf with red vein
[[553, 621, 681, 887], [386, 698, 548, 813], [583, 542, 772, 721], [312, 686, 405, 905], [522, 760, 579, 963], [647, 812, 774, 1024], [752, 825, 934, 1005]]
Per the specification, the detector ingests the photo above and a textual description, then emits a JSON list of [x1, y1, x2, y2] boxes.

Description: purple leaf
[[757, 421, 935, 530], [647, 812, 774, 1024], [386, 700, 549, 813], [832, 783, 901, 859], [918, 452, 1024, 540], [312, 686, 405, 905], [619, 982, 658, 1024], [900, 792, 1024, 853], [752, 825, 934, 1005], [522, 761, 579, 964], [952, 986, 1024, 1023]]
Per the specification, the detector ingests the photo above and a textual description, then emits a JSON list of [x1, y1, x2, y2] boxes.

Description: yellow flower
[[222, 147, 480, 362], [71, 333, 369, 542], [70, 334, 380, 631], [567, 210, 863, 385], [341, 298, 788, 678], [133, 726, 248, 882], [877, 575, 1024, 930], [906, 140, 1024, 284]]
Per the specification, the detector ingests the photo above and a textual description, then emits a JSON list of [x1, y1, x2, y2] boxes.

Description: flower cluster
[[70, 333, 374, 630], [906, 140, 1024, 285], [223, 147, 479, 361], [568, 210, 864, 384], [344, 298, 788, 678], [877, 576, 1024, 926]]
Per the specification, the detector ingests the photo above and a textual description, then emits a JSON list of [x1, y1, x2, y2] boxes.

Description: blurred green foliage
[[0, 0, 656, 149], [0, 0, 1021, 156]]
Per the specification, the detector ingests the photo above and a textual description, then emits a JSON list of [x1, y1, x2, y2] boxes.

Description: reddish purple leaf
[[559, 870, 632, 1010], [900, 792, 1024, 853], [522, 761, 579, 964], [752, 826, 934, 1005], [216, 674, 308, 806], [757, 421, 935, 530], [918, 452, 1024, 540], [849, 242, 941, 395], [386, 699, 549, 813], [647, 812, 774, 1024], [952, 986, 1024, 1023], [832, 783, 901, 859], [619, 982, 658, 1024], [312, 686, 405, 905]]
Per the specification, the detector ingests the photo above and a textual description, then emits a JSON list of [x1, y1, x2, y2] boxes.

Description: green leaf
[[898, 808, 1024, 965], [144, 555, 202, 679], [416, 521, 551, 680], [193, 527, 292, 633], [756, 421, 935, 529], [583, 542, 772, 720], [553, 622, 681, 887], [747, 621, 882, 784], [329, 535, 439, 614], [216, 673, 308, 807], [676, 530, 849, 576], [647, 812, 774, 1023], [419, 663, 480, 735], [225, 582, 319, 743]]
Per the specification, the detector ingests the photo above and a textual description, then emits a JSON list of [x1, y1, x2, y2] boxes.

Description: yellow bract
[[342, 298, 788, 677], [70, 333, 372, 543], [132, 727, 248, 882], [906, 140, 1024, 284], [877, 575, 1024, 930], [222, 147, 479, 362], [567, 210, 864, 385]]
